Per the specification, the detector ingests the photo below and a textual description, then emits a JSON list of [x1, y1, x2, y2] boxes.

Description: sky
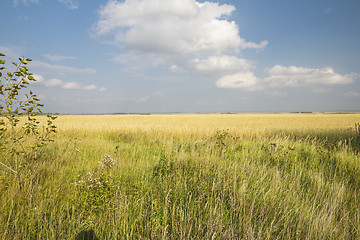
[[1, 0, 360, 113]]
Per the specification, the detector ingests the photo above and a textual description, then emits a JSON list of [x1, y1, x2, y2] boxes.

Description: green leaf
[[5, 86, 11, 91], [21, 59, 29, 64], [28, 75, 35, 81], [19, 67, 27, 73], [0, 53, 5, 56], [0, 60, 5, 64], [12, 62, 18, 67]]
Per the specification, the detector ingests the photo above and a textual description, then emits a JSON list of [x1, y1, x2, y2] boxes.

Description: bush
[[0, 53, 57, 182]]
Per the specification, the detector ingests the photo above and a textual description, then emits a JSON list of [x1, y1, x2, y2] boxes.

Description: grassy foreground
[[1, 113, 360, 239]]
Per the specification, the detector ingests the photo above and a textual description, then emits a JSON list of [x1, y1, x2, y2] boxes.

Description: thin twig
[[0, 161, 17, 174]]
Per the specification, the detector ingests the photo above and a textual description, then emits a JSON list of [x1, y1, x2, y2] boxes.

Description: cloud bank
[[93, 0, 357, 93], [93, 0, 267, 87], [264, 65, 355, 86], [33, 74, 104, 91], [94, 0, 266, 54], [218, 65, 358, 89]]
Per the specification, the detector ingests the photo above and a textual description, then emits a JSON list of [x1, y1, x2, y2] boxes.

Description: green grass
[[1, 115, 360, 239]]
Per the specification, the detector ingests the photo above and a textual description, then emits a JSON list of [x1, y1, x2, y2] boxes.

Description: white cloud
[[62, 82, 81, 90], [99, 87, 107, 92], [216, 72, 259, 89], [93, 0, 358, 94], [61, 82, 98, 90], [93, 0, 266, 55], [57, 0, 79, 9], [264, 65, 355, 87], [240, 39, 268, 49], [32, 74, 45, 83], [188, 55, 254, 74], [93, 0, 269, 90], [45, 78, 64, 87], [36, 76, 101, 91], [42, 54, 76, 61], [83, 84, 97, 90]]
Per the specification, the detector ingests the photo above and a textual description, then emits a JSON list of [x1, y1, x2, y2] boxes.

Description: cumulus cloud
[[93, 0, 269, 90], [216, 65, 357, 90], [264, 65, 355, 87], [93, 0, 358, 93], [216, 72, 259, 89], [62, 82, 81, 89], [83, 84, 97, 90], [33, 74, 101, 90], [187, 55, 254, 75], [45, 78, 64, 87], [93, 0, 266, 55], [61, 82, 98, 90]]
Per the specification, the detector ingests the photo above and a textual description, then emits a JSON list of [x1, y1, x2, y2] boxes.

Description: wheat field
[[1, 113, 360, 239]]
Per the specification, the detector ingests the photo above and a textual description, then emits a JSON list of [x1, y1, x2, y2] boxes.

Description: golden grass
[[1, 113, 360, 239], [53, 113, 360, 134]]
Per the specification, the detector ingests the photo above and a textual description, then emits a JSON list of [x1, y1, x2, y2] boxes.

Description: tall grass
[[0, 114, 360, 239]]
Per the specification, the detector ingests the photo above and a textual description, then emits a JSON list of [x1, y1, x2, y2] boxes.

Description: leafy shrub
[[0, 53, 57, 183]]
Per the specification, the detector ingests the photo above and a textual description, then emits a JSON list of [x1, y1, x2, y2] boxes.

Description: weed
[[72, 154, 117, 228], [153, 151, 174, 177]]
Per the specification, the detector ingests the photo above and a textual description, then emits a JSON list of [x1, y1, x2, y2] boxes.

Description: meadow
[[1, 113, 360, 239]]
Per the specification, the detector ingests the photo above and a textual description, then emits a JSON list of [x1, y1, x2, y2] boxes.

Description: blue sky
[[1, 0, 359, 113]]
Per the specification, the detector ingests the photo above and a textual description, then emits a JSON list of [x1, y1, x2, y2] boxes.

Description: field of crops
[[1, 113, 360, 239]]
